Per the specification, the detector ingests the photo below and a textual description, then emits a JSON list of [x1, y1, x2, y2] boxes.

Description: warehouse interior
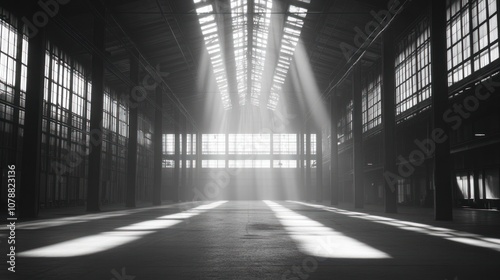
[[0, 0, 499, 279]]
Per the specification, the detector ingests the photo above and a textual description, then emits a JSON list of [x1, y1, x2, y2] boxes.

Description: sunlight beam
[[267, 0, 311, 110]]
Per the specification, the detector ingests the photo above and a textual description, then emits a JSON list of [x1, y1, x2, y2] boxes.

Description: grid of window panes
[[202, 134, 226, 155], [273, 160, 298, 168], [303, 134, 317, 155], [194, 1, 232, 109], [41, 43, 86, 207], [447, 0, 499, 85], [163, 133, 197, 168], [228, 134, 271, 154], [38, 41, 138, 207], [202, 160, 226, 168], [163, 134, 175, 155], [361, 73, 382, 132], [0, 9, 27, 166], [337, 100, 353, 144], [162, 133, 318, 168], [273, 134, 297, 155], [228, 160, 271, 168], [231, 0, 248, 105], [395, 19, 432, 116], [187, 134, 196, 155]]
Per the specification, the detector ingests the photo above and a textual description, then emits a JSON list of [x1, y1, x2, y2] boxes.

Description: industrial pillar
[[352, 67, 364, 209], [316, 130, 323, 202], [152, 82, 163, 206], [195, 132, 202, 200], [86, 3, 106, 212], [431, 0, 453, 221], [20, 8, 46, 218], [382, 28, 398, 213], [305, 130, 311, 201], [330, 93, 339, 205], [298, 133, 304, 199], [181, 116, 188, 201], [173, 112, 180, 202], [126, 54, 139, 208]]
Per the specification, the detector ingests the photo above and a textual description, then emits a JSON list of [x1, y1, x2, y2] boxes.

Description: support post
[[173, 112, 180, 202], [126, 54, 139, 208], [20, 10, 45, 218], [181, 117, 188, 201], [305, 130, 311, 201], [195, 132, 202, 200], [382, 28, 398, 213], [352, 67, 364, 209], [330, 93, 339, 205], [86, 3, 106, 212], [316, 130, 323, 202], [431, 0, 453, 221], [153, 82, 163, 206]]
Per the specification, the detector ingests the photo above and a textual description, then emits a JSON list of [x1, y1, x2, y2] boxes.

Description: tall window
[[163, 134, 175, 155], [0, 8, 28, 165], [395, 18, 432, 116], [362, 73, 382, 132], [338, 100, 353, 144], [447, 0, 499, 85]]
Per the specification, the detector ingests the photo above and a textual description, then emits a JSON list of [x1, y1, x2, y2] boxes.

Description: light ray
[[267, 0, 311, 110]]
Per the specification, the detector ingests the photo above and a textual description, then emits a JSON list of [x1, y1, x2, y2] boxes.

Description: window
[[228, 134, 270, 154], [202, 160, 226, 168], [362, 73, 382, 132], [395, 18, 432, 115], [273, 134, 297, 155], [447, 0, 498, 85], [163, 134, 175, 155], [273, 160, 297, 168], [228, 160, 271, 168], [202, 134, 226, 155], [302, 134, 317, 155], [338, 100, 353, 144]]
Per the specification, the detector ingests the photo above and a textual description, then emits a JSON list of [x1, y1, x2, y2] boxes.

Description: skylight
[[230, 0, 272, 106], [193, 0, 309, 111], [250, 0, 272, 106], [267, 1, 309, 110], [231, 0, 248, 105], [195, 2, 233, 110]]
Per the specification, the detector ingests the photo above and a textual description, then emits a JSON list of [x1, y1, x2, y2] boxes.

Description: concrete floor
[[2, 201, 500, 280]]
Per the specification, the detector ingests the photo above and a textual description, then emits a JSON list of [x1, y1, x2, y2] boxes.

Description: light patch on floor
[[264, 200, 391, 259], [291, 201, 500, 253], [19, 201, 227, 258]]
